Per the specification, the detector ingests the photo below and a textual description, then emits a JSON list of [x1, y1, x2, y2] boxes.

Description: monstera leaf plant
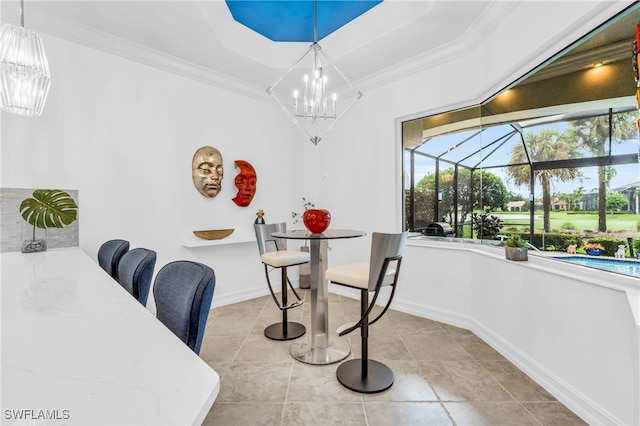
[[19, 189, 78, 252]]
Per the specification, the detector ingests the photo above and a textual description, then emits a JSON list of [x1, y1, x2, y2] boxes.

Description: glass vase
[[21, 223, 47, 253]]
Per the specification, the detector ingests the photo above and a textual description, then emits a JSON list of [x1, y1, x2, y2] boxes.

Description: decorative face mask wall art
[[192, 146, 224, 198], [232, 160, 257, 207]]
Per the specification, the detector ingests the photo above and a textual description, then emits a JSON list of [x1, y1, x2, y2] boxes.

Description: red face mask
[[232, 160, 257, 207]]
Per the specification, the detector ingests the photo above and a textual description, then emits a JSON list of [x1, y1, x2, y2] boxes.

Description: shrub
[[587, 237, 626, 256], [529, 232, 582, 251], [560, 222, 576, 230], [472, 211, 503, 240]]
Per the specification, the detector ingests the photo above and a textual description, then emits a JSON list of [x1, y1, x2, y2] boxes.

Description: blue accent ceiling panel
[[225, 1, 382, 42]]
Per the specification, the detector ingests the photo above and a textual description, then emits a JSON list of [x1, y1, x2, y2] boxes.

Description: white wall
[[373, 240, 639, 426], [0, 34, 307, 307]]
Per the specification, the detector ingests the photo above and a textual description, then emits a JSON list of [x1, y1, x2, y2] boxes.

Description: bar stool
[[326, 231, 408, 393], [254, 222, 308, 340]]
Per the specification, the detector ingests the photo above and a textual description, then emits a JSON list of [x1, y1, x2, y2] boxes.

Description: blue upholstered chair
[[153, 261, 216, 355], [254, 222, 308, 341], [97, 239, 130, 280], [326, 231, 408, 394], [117, 248, 156, 306]]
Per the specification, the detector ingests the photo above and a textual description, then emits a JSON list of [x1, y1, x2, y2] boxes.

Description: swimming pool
[[552, 256, 640, 278]]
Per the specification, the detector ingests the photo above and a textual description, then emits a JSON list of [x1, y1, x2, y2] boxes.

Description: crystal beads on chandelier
[[0, 9, 51, 117], [267, 42, 361, 145]]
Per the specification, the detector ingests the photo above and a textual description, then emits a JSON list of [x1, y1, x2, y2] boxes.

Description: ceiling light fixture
[[0, 0, 51, 117], [266, 1, 362, 146]]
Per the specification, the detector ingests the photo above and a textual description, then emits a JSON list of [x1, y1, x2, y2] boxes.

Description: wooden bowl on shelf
[[193, 229, 234, 240]]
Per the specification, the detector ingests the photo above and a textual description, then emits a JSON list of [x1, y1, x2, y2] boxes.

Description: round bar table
[[271, 229, 366, 365]]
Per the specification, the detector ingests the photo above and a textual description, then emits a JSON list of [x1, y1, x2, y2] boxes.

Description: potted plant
[[504, 234, 528, 261], [584, 243, 604, 256], [19, 189, 78, 253], [291, 197, 315, 226]]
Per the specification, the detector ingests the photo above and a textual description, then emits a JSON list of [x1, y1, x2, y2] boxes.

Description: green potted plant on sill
[[19, 189, 78, 253], [504, 234, 528, 261]]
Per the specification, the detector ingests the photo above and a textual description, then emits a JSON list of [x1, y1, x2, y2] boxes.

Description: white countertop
[[1, 247, 220, 425]]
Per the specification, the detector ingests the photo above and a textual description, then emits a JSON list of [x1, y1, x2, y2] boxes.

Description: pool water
[[552, 256, 640, 278]]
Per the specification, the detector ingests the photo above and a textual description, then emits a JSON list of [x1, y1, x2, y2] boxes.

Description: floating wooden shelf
[[182, 233, 255, 248]]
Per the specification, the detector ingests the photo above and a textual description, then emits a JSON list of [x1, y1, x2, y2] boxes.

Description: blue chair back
[[153, 261, 216, 354], [117, 248, 156, 306], [97, 239, 130, 280]]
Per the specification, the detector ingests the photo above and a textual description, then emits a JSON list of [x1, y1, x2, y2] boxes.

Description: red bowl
[[302, 209, 331, 233]]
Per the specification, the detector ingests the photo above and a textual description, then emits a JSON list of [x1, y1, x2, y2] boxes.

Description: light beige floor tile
[[213, 297, 269, 318], [199, 296, 583, 425], [439, 322, 474, 336], [419, 360, 513, 401], [216, 361, 292, 403], [454, 333, 507, 361], [287, 361, 362, 402], [388, 310, 448, 334], [480, 360, 556, 402], [444, 401, 541, 425], [522, 401, 589, 425], [364, 401, 453, 425], [402, 333, 474, 361], [235, 334, 294, 362], [348, 332, 413, 362], [362, 360, 439, 402], [199, 335, 245, 363], [204, 315, 257, 336], [203, 402, 284, 426], [252, 319, 306, 337], [283, 402, 366, 426]]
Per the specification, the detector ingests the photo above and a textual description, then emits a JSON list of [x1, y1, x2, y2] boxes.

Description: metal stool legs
[[263, 265, 306, 341], [336, 289, 393, 393]]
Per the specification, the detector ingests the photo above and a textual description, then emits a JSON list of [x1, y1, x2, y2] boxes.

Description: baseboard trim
[[390, 298, 623, 426]]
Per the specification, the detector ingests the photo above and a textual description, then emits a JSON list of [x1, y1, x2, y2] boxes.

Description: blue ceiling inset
[[225, 1, 382, 42]]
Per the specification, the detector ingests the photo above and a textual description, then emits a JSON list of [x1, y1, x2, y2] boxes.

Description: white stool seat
[[261, 250, 310, 268], [326, 262, 396, 290]]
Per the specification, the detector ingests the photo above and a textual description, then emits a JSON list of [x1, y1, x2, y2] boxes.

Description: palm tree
[[506, 128, 581, 232], [569, 112, 637, 232]]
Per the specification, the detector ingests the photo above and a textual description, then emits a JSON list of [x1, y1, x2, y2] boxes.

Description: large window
[[403, 4, 640, 252]]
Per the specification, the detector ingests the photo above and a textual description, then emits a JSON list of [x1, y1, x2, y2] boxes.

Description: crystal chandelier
[[0, 0, 51, 117], [266, 1, 362, 146]]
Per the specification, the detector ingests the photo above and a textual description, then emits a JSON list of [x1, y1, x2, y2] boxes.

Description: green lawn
[[497, 210, 640, 233]]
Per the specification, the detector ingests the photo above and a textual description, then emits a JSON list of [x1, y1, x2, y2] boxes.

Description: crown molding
[[2, 0, 633, 107]]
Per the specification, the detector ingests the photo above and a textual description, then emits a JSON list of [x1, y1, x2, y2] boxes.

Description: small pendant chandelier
[[266, 1, 362, 146], [0, 0, 51, 117]]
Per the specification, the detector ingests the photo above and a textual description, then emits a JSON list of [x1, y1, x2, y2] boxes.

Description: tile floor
[[200, 290, 587, 426]]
